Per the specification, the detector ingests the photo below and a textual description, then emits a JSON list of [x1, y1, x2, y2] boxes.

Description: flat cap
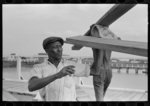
[[43, 37, 64, 49]]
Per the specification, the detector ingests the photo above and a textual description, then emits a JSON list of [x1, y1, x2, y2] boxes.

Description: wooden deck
[[3, 89, 18, 101], [3, 79, 37, 101], [3, 79, 147, 101], [76, 86, 147, 101]]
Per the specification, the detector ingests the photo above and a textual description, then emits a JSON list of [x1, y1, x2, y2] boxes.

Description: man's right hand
[[57, 65, 75, 79]]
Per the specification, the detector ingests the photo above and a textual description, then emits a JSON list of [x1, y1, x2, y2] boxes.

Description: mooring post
[[17, 56, 22, 80], [17, 56, 21, 80], [126, 68, 129, 74], [118, 67, 121, 73], [135, 68, 139, 74], [77, 57, 83, 86]]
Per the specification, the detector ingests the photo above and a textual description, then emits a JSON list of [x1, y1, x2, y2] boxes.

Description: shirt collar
[[46, 59, 64, 66]]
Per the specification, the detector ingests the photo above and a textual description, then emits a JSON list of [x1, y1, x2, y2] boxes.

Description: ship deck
[[3, 79, 147, 101]]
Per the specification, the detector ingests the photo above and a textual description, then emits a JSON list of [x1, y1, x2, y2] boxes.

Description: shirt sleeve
[[29, 64, 43, 79], [74, 63, 91, 77]]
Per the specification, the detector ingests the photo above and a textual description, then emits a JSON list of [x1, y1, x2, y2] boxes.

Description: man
[[89, 24, 120, 101], [28, 37, 90, 101]]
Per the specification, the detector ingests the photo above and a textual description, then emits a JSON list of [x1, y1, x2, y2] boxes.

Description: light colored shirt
[[29, 59, 90, 101]]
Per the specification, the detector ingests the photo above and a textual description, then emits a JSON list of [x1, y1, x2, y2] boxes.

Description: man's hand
[[57, 65, 75, 79]]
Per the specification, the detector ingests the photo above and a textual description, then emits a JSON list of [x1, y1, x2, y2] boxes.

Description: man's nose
[[58, 47, 62, 52]]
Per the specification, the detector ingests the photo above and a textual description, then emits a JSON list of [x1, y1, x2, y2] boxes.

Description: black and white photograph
[[2, 4, 148, 101]]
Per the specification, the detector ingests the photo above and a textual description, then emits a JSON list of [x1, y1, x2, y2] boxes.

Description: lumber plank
[[72, 4, 136, 50], [66, 36, 147, 57], [3, 89, 18, 101], [94, 4, 136, 27]]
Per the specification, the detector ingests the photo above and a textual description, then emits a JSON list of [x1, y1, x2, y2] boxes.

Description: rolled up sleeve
[[29, 65, 42, 79]]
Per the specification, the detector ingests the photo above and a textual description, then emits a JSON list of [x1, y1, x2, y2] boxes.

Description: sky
[[3, 4, 148, 59]]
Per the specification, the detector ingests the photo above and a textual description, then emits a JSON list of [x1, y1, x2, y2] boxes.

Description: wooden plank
[[72, 4, 136, 50], [76, 87, 92, 101], [76, 95, 91, 101], [9, 93, 34, 101], [105, 89, 122, 101], [109, 91, 124, 101], [130, 93, 146, 101], [139, 93, 148, 101], [66, 36, 147, 57], [94, 4, 136, 26], [3, 89, 18, 101], [104, 89, 147, 101], [116, 91, 137, 101], [3, 80, 37, 96]]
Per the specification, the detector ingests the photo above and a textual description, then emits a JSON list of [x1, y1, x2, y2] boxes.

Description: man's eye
[[53, 46, 60, 49], [57, 45, 62, 48], [52, 45, 62, 49]]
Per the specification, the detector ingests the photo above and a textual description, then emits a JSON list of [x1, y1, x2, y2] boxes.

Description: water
[[81, 71, 147, 91], [3, 67, 148, 91]]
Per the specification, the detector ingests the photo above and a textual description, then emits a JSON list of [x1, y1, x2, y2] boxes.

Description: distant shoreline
[[3, 60, 40, 68]]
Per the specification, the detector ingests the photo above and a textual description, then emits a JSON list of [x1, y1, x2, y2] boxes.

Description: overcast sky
[[3, 4, 148, 59]]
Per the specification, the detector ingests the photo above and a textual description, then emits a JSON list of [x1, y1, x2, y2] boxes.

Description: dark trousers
[[92, 68, 112, 101]]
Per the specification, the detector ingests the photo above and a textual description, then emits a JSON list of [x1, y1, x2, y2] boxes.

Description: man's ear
[[44, 48, 48, 53]]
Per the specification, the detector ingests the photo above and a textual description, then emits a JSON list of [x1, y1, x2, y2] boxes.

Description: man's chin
[[56, 55, 62, 60]]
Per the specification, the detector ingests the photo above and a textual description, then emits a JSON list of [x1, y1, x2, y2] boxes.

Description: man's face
[[45, 41, 63, 60]]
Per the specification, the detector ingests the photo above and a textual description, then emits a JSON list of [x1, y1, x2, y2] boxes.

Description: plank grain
[[66, 36, 147, 57], [72, 4, 136, 50]]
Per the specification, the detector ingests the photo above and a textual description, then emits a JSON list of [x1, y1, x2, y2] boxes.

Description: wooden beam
[[66, 36, 147, 57], [72, 4, 136, 50], [94, 4, 136, 27]]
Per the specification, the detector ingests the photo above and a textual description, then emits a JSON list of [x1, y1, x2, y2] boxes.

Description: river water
[[3, 66, 148, 91]]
